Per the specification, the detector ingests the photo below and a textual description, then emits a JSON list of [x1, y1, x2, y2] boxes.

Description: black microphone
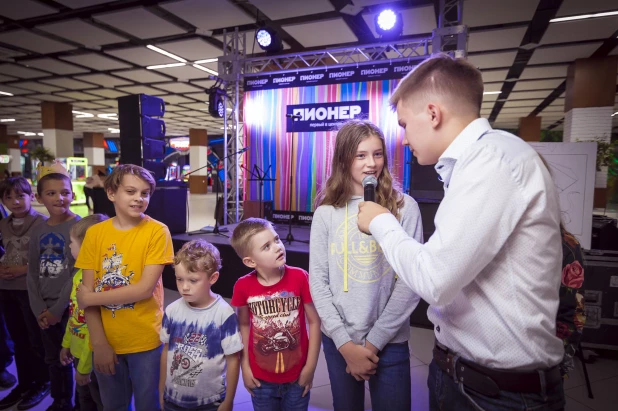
[[286, 114, 302, 119], [362, 175, 377, 202]]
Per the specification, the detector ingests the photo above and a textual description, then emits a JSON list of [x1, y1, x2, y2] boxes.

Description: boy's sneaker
[[45, 399, 72, 411], [16, 382, 51, 410], [0, 369, 16, 389], [0, 384, 28, 409]]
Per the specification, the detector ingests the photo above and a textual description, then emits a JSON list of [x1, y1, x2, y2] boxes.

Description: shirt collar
[[439, 118, 492, 163]]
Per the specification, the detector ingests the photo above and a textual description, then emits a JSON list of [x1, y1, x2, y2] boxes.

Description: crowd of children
[[0, 118, 417, 411]]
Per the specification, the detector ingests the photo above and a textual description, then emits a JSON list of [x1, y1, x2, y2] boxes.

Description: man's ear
[[427, 103, 442, 129], [30, 193, 35, 201], [242, 256, 256, 268], [106, 189, 115, 202], [35, 193, 43, 205], [209, 271, 220, 285]]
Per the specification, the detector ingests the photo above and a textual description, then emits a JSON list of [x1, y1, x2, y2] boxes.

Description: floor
[[12, 194, 618, 411]]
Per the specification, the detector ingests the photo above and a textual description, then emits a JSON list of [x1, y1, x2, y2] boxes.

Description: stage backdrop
[[243, 79, 412, 212]]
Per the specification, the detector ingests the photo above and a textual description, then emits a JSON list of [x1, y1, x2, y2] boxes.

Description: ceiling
[[0, 0, 616, 139]]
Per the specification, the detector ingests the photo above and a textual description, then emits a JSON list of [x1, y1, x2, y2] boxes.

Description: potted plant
[[30, 145, 55, 166]]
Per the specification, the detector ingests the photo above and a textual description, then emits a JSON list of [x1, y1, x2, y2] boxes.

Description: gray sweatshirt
[[309, 195, 423, 350], [27, 216, 81, 318], [0, 208, 47, 290]]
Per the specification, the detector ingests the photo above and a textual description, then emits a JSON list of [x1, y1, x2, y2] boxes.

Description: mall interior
[[0, 0, 617, 410]]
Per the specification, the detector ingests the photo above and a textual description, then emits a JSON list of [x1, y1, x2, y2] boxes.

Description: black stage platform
[[166, 223, 432, 329], [165, 224, 311, 298]]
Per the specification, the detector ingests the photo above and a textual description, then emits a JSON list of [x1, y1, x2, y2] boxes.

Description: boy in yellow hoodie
[[60, 214, 108, 411]]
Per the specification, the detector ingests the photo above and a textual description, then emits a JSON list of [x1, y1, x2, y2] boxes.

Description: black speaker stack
[[117, 94, 187, 234]]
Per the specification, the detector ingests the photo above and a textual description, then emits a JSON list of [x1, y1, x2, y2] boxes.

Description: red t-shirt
[[231, 265, 312, 384]]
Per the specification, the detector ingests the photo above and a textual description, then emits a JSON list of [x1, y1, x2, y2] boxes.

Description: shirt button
[[436, 325, 440, 333]]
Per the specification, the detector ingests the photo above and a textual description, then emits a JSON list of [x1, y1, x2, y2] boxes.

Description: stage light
[[256, 27, 283, 52], [375, 9, 402, 38], [0, 119, 15, 122], [208, 89, 225, 118]]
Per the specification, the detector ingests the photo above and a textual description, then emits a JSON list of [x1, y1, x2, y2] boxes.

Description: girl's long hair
[[315, 119, 404, 216]]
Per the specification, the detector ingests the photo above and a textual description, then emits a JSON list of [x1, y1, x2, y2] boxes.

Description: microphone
[[286, 114, 302, 119], [362, 175, 377, 202]]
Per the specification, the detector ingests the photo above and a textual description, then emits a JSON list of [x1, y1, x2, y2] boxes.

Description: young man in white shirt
[[357, 54, 565, 410]]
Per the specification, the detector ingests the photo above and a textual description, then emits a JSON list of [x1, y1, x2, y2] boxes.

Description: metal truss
[[243, 38, 432, 76], [432, 0, 468, 58], [218, 28, 246, 224], [215, 5, 469, 222]]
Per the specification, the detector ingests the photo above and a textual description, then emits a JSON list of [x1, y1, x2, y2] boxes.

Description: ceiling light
[[37, 133, 43, 136], [146, 45, 187, 63], [72, 110, 94, 118], [612, 112, 618, 117], [483, 91, 501, 95], [255, 27, 283, 52], [108, 128, 120, 133], [550, 10, 618, 23], [17, 131, 36, 136], [98, 113, 118, 120], [375, 9, 403, 38], [194, 58, 218, 64], [0, 119, 15, 122], [146, 63, 186, 70], [192, 64, 218, 76], [0, 91, 14, 96]]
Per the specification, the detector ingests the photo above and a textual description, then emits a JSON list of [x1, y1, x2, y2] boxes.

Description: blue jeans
[[94, 345, 162, 411], [428, 359, 566, 411], [251, 380, 310, 411], [321, 333, 411, 411]]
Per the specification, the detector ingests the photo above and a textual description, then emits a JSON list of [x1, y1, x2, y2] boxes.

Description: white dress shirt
[[370, 118, 564, 370]]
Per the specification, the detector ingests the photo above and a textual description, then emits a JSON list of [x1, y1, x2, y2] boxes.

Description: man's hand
[[339, 342, 379, 381], [93, 343, 118, 375], [59, 348, 74, 366], [241, 364, 261, 396], [357, 201, 389, 235], [297, 364, 315, 397], [75, 372, 91, 386], [76, 284, 94, 310]]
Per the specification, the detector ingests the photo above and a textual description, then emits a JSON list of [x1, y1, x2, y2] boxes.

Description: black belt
[[432, 342, 561, 398]]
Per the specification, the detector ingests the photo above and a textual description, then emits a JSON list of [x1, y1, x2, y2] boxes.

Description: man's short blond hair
[[174, 239, 222, 276], [230, 218, 273, 258], [390, 54, 483, 116], [104, 164, 156, 193]]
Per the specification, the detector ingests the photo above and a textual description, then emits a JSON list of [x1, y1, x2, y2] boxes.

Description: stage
[[166, 222, 432, 329], [165, 223, 312, 297]]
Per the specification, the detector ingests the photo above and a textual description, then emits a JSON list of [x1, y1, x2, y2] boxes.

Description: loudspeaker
[[118, 94, 166, 169], [143, 138, 166, 159], [146, 185, 188, 234]]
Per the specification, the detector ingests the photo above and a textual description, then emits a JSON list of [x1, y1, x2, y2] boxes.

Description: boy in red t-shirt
[[230, 218, 320, 410]]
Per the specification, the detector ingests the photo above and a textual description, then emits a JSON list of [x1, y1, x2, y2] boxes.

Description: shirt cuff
[[369, 212, 402, 243], [331, 326, 352, 350]]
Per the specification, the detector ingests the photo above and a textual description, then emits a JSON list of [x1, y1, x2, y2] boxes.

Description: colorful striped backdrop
[[243, 79, 411, 212]]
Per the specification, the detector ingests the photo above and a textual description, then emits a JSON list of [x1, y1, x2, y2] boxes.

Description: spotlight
[[375, 9, 402, 38], [208, 89, 225, 118], [255, 27, 283, 52]]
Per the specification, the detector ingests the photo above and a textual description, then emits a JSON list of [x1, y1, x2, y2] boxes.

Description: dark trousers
[[0, 290, 46, 387], [84, 187, 93, 210], [74, 358, 103, 411], [40, 309, 73, 403], [0, 305, 14, 371], [428, 359, 565, 411]]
